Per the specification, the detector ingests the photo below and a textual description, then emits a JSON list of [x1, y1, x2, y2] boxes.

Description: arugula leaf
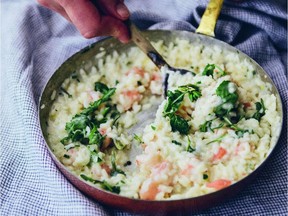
[[215, 65, 226, 77], [114, 139, 126, 150], [80, 174, 120, 194], [214, 81, 240, 124], [206, 134, 226, 145], [186, 136, 195, 152], [63, 154, 70, 159], [169, 114, 189, 135], [61, 85, 116, 145], [87, 146, 104, 166], [62, 114, 91, 144], [82, 87, 116, 115], [88, 126, 104, 146], [110, 151, 126, 176], [252, 98, 266, 121], [133, 134, 144, 144], [163, 84, 201, 134], [163, 90, 184, 115], [216, 81, 238, 103], [94, 82, 109, 94], [199, 120, 213, 132], [60, 87, 72, 98], [223, 117, 249, 138], [178, 84, 202, 102], [172, 140, 182, 146], [202, 64, 215, 77]]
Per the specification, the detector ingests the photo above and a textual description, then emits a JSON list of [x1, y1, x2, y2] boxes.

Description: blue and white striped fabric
[[1, 0, 287, 215]]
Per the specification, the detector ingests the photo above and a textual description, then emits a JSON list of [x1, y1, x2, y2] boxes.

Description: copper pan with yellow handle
[[39, 0, 283, 214]]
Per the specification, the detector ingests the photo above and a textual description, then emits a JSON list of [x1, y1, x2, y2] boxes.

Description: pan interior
[[39, 30, 283, 201]]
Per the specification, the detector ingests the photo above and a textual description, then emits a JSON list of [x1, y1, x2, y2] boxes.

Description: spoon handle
[[127, 20, 168, 69]]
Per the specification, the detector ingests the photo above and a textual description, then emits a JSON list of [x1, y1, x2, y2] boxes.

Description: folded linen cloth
[[1, 0, 287, 215]]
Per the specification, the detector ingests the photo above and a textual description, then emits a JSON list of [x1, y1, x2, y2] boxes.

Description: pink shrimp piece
[[121, 90, 142, 110], [151, 72, 162, 81], [88, 91, 100, 102], [62, 149, 77, 166], [139, 179, 159, 200], [243, 102, 251, 108], [234, 141, 250, 156], [212, 147, 227, 161], [125, 67, 146, 77], [101, 163, 111, 175], [181, 164, 194, 175], [206, 179, 231, 190], [101, 136, 112, 150], [98, 128, 106, 135], [151, 161, 168, 176]]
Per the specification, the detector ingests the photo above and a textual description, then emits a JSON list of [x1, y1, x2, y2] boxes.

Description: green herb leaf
[[94, 82, 109, 94], [199, 120, 213, 132], [60, 87, 72, 98], [202, 64, 215, 77], [178, 84, 202, 102], [214, 81, 240, 124], [63, 154, 70, 159], [169, 114, 189, 134], [114, 139, 126, 150], [186, 136, 195, 152], [215, 65, 226, 77], [61, 85, 117, 145], [206, 134, 226, 145], [252, 98, 266, 121], [88, 126, 104, 146], [134, 134, 144, 144], [163, 84, 201, 134], [82, 87, 116, 115], [172, 140, 182, 146], [151, 125, 156, 130], [163, 90, 184, 115], [111, 151, 126, 176], [80, 174, 120, 194]]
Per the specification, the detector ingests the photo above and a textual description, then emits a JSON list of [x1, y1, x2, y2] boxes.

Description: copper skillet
[[39, 0, 283, 214]]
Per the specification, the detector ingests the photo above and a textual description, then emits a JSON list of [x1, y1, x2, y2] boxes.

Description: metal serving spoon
[[126, 20, 192, 96]]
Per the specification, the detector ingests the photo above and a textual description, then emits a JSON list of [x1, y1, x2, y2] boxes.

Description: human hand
[[37, 0, 130, 43]]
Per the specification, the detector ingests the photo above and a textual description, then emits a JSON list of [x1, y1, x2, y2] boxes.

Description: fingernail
[[118, 35, 130, 43], [116, 3, 130, 18]]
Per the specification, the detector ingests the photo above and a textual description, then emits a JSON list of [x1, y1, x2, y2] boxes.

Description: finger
[[37, 0, 71, 22], [58, 0, 102, 38], [97, 16, 130, 43], [96, 0, 130, 20], [58, 0, 130, 41]]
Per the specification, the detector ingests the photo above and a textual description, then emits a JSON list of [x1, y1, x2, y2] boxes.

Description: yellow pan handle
[[196, 0, 224, 37]]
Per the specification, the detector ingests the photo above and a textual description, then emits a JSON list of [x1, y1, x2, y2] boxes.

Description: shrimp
[[212, 147, 227, 161], [120, 90, 142, 110], [150, 72, 162, 95], [125, 67, 146, 77], [180, 164, 194, 176], [139, 179, 159, 200], [206, 179, 231, 190], [62, 146, 90, 167], [139, 161, 172, 200], [234, 141, 250, 156], [98, 127, 113, 150]]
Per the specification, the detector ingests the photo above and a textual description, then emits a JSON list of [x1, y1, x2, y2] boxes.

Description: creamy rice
[[46, 38, 281, 200]]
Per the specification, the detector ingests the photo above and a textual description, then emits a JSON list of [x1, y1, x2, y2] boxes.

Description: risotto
[[46, 38, 281, 200]]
